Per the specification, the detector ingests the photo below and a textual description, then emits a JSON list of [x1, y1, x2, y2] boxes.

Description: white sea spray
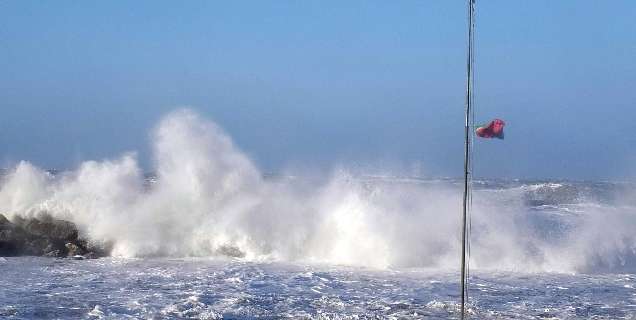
[[1, 109, 635, 273]]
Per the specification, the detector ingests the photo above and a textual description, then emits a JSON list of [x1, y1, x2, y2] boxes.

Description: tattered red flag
[[475, 119, 505, 139]]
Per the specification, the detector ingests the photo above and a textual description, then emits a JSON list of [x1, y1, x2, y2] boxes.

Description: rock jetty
[[0, 213, 109, 258]]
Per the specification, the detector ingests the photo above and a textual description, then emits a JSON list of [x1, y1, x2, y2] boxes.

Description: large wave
[[1, 109, 635, 273]]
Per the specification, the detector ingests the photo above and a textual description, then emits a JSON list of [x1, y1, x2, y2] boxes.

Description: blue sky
[[1, 1, 634, 179]]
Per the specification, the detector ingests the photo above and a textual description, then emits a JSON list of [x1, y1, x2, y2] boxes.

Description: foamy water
[[0, 257, 635, 319]]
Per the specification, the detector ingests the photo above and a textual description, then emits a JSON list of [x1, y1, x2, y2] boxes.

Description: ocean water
[[1, 256, 635, 319], [1, 111, 636, 319], [1, 179, 636, 319]]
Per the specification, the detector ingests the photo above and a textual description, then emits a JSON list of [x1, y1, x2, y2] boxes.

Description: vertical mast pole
[[461, 0, 475, 319]]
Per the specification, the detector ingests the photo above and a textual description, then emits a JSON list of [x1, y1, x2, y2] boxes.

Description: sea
[[1, 177, 636, 319], [1, 111, 635, 319]]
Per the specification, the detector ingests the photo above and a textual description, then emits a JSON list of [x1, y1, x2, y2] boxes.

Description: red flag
[[476, 119, 505, 139]]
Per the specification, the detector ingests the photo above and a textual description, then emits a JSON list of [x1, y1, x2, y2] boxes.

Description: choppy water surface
[[2, 177, 636, 319], [2, 176, 636, 319], [1, 257, 635, 319]]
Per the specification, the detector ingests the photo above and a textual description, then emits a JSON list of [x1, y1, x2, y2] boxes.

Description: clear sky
[[1, 1, 634, 179]]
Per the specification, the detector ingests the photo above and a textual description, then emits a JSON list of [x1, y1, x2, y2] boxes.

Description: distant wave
[[1, 109, 635, 273]]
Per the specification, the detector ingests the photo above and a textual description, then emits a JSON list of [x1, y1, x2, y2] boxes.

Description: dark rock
[[0, 214, 28, 256], [24, 238, 50, 255], [216, 244, 246, 258], [0, 213, 110, 258], [0, 214, 10, 226], [15, 214, 78, 241], [65, 242, 84, 257], [0, 240, 20, 256]]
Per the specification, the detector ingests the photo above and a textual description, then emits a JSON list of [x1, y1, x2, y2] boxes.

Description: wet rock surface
[[0, 213, 109, 258]]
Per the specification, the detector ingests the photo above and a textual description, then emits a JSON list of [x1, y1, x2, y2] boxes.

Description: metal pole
[[461, 0, 475, 319]]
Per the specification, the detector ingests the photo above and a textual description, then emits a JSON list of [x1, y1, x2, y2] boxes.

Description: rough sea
[[1, 179, 636, 319], [1, 112, 635, 319]]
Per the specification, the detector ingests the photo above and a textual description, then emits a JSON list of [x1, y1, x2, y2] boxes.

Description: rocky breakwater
[[0, 213, 109, 258]]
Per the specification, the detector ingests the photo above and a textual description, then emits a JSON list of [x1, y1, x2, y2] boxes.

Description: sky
[[0, 1, 635, 180]]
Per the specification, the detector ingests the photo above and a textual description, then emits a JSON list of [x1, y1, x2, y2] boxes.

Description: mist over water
[[1, 109, 635, 273]]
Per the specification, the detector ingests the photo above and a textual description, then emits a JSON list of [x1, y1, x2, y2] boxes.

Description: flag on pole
[[475, 119, 505, 139]]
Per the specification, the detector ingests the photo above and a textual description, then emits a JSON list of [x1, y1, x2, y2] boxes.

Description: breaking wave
[[1, 109, 635, 273]]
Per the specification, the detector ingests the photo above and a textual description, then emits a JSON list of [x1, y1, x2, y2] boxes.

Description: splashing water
[[1, 109, 636, 274]]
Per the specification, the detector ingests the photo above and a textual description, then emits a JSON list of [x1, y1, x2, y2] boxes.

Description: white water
[[1, 109, 635, 273]]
